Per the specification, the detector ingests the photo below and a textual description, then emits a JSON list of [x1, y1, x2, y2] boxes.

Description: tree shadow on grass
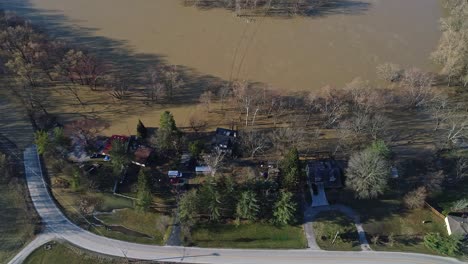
[[2, 0, 230, 123]]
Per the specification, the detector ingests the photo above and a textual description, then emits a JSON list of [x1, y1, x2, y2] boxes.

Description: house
[[445, 213, 468, 238], [101, 135, 129, 155], [306, 159, 343, 188], [213, 128, 238, 155], [132, 145, 154, 167]]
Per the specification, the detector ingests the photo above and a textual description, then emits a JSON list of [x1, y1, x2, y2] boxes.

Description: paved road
[[9, 145, 464, 264]]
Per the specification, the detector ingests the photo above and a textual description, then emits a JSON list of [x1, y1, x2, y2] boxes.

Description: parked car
[[90, 153, 106, 159], [169, 178, 186, 186]]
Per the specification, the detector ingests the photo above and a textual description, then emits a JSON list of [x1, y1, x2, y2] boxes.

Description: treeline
[[432, 0, 468, 87], [182, 0, 334, 17], [0, 11, 185, 128], [178, 148, 303, 244]]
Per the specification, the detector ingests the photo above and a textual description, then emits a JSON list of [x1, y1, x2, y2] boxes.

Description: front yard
[[191, 223, 307, 249], [312, 211, 360, 251]]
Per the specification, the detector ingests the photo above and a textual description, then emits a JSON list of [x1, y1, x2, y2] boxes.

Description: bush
[[403, 186, 427, 209], [423, 233, 461, 256]]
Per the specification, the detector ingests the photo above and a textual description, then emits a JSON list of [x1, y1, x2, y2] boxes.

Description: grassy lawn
[[52, 188, 133, 221], [327, 189, 448, 254], [24, 242, 119, 264], [365, 208, 447, 254], [191, 223, 307, 249], [96, 208, 172, 245], [312, 211, 361, 251], [0, 179, 39, 263]]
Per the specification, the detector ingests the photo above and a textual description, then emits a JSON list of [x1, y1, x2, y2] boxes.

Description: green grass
[[191, 223, 307, 249], [312, 211, 361, 251], [365, 208, 447, 254], [327, 189, 448, 254], [96, 208, 172, 245], [0, 178, 39, 263], [52, 188, 132, 220], [23, 242, 120, 264]]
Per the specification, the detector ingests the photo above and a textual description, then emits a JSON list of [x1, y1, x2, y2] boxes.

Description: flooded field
[[3, 0, 442, 91]]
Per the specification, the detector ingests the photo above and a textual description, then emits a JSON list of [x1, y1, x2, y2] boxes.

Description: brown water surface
[[2, 0, 442, 91]]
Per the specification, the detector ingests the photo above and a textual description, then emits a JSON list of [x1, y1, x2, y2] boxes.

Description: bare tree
[[55, 49, 106, 90], [431, 0, 468, 87], [199, 90, 213, 112], [376, 62, 402, 82], [403, 186, 427, 209], [270, 125, 306, 155], [232, 80, 259, 127], [241, 129, 270, 158], [400, 68, 434, 108], [160, 65, 184, 99], [188, 112, 208, 134], [423, 170, 446, 194], [455, 157, 468, 180], [107, 74, 130, 100], [346, 148, 390, 199], [203, 149, 226, 177], [218, 83, 231, 110], [308, 85, 347, 128], [344, 78, 390, 113], [146, 68, 166, 103]]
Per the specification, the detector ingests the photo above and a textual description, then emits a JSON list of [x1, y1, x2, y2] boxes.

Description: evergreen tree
[[281, 147, 302, 191], [135, 170, 152, 212], [109, 140, 129, 177], [273, 192, 296, 225], [35, 130, 50, 155], [236, 190, 259, 221], [424, 233, 462, 256], [70, 167, 81, 191], [157, 111, 181, 151], [179, 189, 199, 224], [137, 119, 148, 139]]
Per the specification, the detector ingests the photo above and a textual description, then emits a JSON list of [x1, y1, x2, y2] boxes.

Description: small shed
[[195, 166, 212, 175]]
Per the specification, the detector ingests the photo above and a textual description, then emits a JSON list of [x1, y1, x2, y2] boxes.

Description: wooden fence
[[424, 201, 446, 220]]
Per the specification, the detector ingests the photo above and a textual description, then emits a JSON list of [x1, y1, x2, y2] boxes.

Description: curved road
[[9, 146, 464, 264]]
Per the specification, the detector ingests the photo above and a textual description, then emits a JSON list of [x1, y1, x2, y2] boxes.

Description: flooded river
[[2, 0, 442, 91]]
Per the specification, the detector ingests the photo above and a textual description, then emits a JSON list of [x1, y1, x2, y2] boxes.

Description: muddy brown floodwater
[[3, 0, 442, 92]]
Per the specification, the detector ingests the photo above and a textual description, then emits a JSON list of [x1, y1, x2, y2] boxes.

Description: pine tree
[[137, 119, 148, 139], [281, 147, 302, 191], [35, 130, 50, 155], [157, 111, 181, 151], [236, 190, 259, 221], [135, 170, 152, 212], [273, 191, 296, 225]]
